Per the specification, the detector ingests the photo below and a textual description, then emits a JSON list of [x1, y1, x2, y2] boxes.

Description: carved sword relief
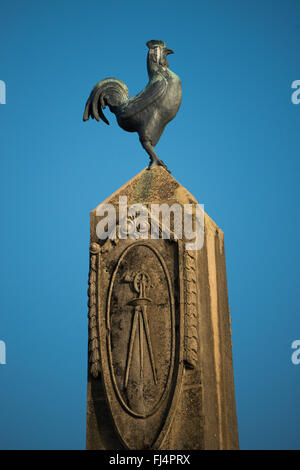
[[124, 271, 157, 389], [106, 242, 176, 423]]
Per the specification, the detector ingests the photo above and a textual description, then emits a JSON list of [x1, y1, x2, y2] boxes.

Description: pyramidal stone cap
[[91, 166, 222, 241]]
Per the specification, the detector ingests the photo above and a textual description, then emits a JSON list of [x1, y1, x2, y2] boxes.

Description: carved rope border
[[183, 250, 199, 369], [88, 243, 101, 378]]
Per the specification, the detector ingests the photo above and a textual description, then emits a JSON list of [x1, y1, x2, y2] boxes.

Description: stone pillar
[[86, 167, 239, 450]]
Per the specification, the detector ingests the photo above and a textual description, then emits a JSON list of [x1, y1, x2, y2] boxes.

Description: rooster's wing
[[117, 76, 167, 120]]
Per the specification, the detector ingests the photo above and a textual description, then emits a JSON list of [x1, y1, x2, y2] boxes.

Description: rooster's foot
[[140, 138, 171, 173], [148, 158, 171, 174]]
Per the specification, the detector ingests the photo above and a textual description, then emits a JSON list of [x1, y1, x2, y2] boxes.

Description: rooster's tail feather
[[83, 78, 129, 124]]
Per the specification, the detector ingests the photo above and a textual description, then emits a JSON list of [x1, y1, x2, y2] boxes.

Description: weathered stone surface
[[86, 167, 239, 450]]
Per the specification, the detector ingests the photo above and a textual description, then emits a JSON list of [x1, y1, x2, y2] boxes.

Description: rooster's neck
[[147, 55, 168, 80]]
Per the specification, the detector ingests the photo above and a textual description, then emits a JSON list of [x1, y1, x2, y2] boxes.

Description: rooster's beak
[[166, 48, 174, 55]]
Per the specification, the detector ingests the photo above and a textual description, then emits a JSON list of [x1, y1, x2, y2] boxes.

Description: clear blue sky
[[0, 0, 300, 449]]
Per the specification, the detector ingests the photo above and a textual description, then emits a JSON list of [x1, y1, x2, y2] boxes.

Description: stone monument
[[83, 40, 239, 450], [86, 167, 239, 450]]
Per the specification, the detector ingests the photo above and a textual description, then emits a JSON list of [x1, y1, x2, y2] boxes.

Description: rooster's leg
[[140, 138, 170, 173]]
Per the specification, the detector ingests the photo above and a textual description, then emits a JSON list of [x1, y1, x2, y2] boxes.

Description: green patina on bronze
[[83, 40, 182, 173]]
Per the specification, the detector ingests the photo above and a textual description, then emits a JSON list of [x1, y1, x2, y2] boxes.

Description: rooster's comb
[[146, 40, 166, 49]]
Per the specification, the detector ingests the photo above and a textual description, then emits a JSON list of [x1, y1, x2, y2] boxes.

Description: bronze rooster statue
[[83, 40, 182, 172]]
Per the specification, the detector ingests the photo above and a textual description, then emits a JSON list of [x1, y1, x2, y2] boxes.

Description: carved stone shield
[[97, 239, 184, 449]]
